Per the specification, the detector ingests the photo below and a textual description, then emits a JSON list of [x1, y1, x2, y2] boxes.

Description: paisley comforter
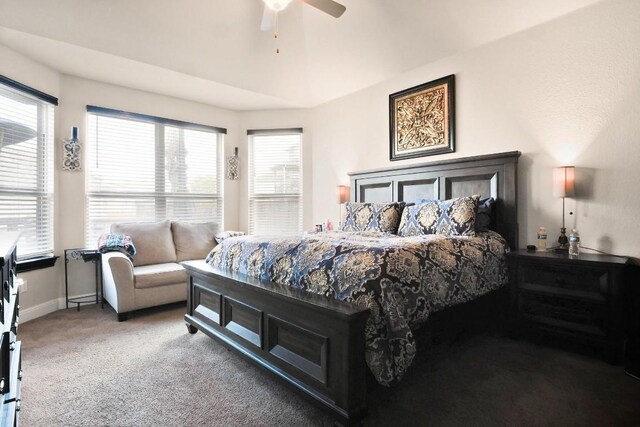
[[205, 230, 509, 386]]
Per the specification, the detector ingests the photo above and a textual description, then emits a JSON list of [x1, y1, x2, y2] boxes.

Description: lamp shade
[[553, 166, 575, 198], [336, 185, 350, 204]]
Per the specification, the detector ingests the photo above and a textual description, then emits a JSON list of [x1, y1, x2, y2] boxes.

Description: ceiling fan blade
[[298, 0, 346, 18], [261, 6, 276, 31]]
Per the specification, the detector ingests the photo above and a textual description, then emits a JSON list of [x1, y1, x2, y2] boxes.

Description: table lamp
[[553, 166, 575, 252], [336, 185, 350, 228]]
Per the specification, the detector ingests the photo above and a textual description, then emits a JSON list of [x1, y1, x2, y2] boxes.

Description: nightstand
[[507, 249, 632, 364]]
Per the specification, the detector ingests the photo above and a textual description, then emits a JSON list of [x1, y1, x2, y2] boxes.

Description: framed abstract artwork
[[389, 74, 455, 161]]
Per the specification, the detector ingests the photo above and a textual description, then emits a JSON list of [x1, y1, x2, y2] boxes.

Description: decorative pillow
[[214, 230, 245, 244], [398, 195, 480, 237], [475, 197, 496, 232], [340, 202, 404, 233]]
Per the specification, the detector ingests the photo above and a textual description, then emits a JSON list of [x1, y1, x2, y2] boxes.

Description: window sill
[[17, 255, 59, 273]]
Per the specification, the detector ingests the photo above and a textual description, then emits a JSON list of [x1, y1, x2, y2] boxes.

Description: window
[[0, 76, 56, 259], [85, 106, 225, 245], [248, 129, 302, 235]]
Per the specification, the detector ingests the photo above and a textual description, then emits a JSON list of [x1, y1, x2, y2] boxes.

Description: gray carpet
[[19, 304, 640, 426]]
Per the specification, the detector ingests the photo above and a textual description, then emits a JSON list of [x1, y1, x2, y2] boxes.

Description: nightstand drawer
[[519, 262, 609, 297], [518, 293, 607, 337]]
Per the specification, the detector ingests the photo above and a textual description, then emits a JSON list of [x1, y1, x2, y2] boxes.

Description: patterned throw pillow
[[215, 230, 245, 244], [340, 202, 404, 234], [475, 197, 496, 232], [398, 195, 480, 237]]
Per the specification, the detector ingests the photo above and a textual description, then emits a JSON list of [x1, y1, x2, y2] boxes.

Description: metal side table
[[64, 248, 103, 310]]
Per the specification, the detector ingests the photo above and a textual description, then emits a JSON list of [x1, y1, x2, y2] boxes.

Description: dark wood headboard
[[348, 151, 521, 250]]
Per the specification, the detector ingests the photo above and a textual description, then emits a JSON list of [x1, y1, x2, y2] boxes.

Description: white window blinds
[[0, 80, 55, 259], [248, 129, 302, 235], [86, 107, 225, 246]]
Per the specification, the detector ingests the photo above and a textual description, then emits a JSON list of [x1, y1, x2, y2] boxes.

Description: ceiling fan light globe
[[262, 0, 293, 12]]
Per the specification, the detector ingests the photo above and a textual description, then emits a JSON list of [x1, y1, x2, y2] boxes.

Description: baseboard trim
[[21, 293, 100, 323], [20, 299, 60, 323]]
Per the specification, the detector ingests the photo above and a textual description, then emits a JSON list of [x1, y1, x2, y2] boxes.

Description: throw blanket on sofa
[[97, 233, 137, 259], [205, 230, 509, 386]]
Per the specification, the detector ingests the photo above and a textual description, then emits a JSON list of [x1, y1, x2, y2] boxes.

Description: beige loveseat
[[101, 220, 219, 321]]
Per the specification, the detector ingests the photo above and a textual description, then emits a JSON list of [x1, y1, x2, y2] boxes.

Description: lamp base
[[557, 227, 569, 249]]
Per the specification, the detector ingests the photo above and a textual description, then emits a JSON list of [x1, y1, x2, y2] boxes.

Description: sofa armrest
[[101, 251, 135, 314]]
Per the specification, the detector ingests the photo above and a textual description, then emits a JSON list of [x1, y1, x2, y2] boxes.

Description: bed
[[183, 151, 520, 425]]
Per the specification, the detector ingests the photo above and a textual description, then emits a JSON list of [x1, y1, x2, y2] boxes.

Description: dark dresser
[[0, 233, 21, 426], [624, 263, 640, 379], [507, 249, 632, 363]]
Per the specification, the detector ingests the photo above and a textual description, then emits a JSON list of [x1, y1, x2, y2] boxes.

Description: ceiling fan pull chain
[[274, 11, 280, 54]]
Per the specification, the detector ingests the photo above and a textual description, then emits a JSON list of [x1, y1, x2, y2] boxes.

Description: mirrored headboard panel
[[349, 151, 520, 249]]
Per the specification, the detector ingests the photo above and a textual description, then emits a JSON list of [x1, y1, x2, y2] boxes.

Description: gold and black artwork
[[389, 75, 455, 160]]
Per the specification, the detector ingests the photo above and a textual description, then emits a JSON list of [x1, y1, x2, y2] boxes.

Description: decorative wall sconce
[[226, 146, 240, 180], [62, 126, 81, 171]]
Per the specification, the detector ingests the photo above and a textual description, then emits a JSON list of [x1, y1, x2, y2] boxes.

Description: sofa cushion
[[171, 221, 219, 262], [111, 220, 176, 266], [133, 263, 186, 290]]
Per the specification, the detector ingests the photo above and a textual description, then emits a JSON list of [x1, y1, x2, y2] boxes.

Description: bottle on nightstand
[[537, 227, 547, 251], [569, 229, 580, 256]]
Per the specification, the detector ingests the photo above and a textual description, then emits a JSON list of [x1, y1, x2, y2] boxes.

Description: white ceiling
[[0, 0, 603, 111]]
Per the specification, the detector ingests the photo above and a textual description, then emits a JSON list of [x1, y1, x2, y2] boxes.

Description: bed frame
[[183, 151, 520, 426]]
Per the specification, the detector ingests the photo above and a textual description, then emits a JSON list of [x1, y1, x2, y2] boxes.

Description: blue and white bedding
[[206, 230, 509, 386]]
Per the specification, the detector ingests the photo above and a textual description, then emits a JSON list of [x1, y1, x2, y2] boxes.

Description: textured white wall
[[310, 0, 640, 258], [0, 44, 60, 95]]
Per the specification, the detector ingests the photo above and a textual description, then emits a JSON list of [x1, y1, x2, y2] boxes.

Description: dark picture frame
[[389, 74, 455, 161]]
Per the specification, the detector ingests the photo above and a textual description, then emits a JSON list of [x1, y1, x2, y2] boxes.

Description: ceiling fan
[[0, 118, 36, 152], [260, 0, 346, 32]]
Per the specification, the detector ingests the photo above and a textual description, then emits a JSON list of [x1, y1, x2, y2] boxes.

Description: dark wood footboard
[[182, 260, 370, 426]]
